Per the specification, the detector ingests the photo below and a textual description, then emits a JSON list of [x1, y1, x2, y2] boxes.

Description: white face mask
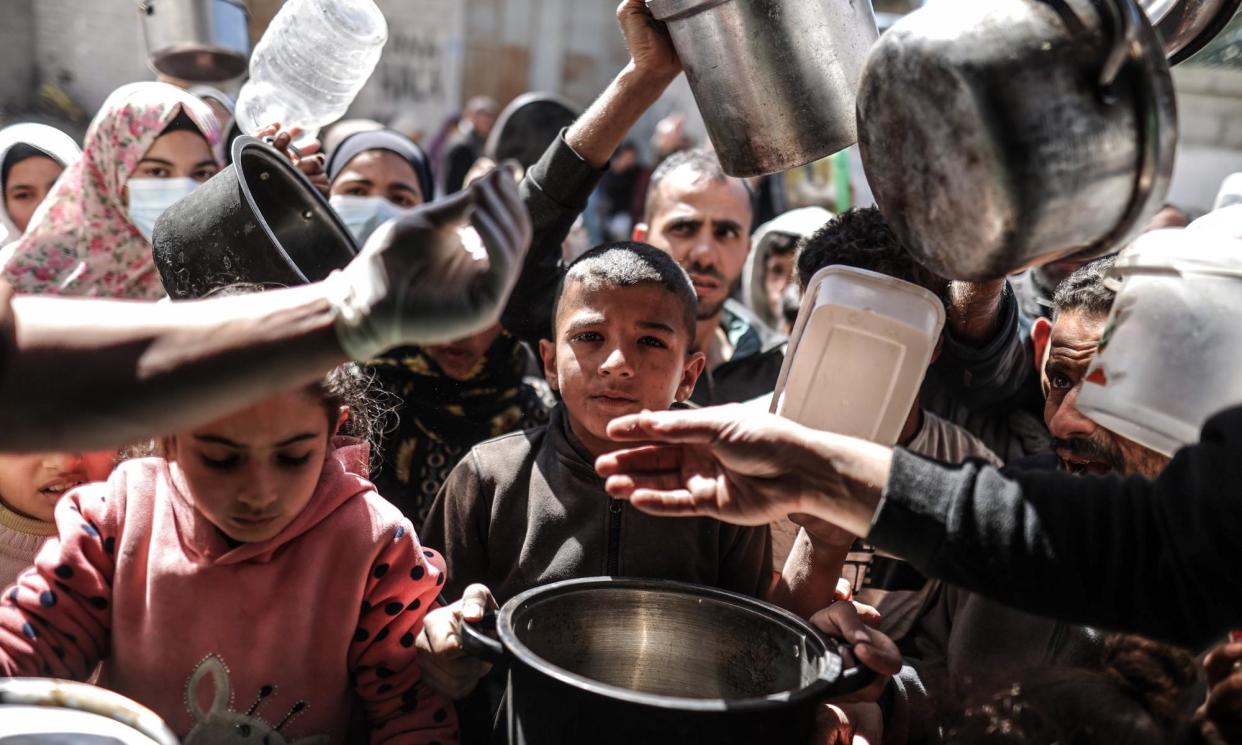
[[126, 177, 201, 241], [330, 194, 421, 245]]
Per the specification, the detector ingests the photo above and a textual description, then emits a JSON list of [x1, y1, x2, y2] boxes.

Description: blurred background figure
[[0, 82, 221, 299], [596, 141, 644, 242], [0, 123, 81, 245], [322, 118, 385, 156], [440, 95, 497, 194], [742, 206, 833, 332]]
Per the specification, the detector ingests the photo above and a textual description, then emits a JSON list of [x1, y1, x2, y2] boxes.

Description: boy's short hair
[[795, 207, 949, 303], [553, 241, 698, 345]]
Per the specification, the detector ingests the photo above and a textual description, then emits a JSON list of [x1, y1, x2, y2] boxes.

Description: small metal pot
[[460, 577, 875, 745], [858, 0, 1178, 280], [647, 0, 879, 178], [139, 0, 250, 83], [152, 136, 357, 299], [1140, 0, 1242, 63]]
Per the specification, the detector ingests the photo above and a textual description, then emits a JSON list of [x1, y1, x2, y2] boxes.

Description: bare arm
[[566, 0, 683, 169], [945, 279, 1006, 346], [1, 285, 345, 450], [769, 528, 851, 618]]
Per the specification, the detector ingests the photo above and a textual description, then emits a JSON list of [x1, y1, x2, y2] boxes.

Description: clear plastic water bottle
[[234, 0, 388, 141]]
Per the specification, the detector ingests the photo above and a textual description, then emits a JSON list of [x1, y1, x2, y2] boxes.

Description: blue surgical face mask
[[126, 177, 201, 241], [329, 194, 421, 245]]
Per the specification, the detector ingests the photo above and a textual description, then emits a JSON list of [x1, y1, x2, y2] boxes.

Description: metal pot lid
[[493, 577, 845, 712], [1139, 0, 1242, 63]]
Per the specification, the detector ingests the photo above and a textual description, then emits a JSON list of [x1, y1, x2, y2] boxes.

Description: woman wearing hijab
[[327, 129, 553, 526], [0, 123, 82, 244], [1, 82, 220, 299]]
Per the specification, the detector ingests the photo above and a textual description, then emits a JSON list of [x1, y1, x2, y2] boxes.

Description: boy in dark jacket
[[417, 243, 773, 731]]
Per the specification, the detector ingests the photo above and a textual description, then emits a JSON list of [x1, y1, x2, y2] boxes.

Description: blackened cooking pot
[[152, 135, 357, 299], [460, 577, 876, 745]]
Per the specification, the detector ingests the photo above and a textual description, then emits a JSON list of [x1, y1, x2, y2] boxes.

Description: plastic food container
[[1079, 229, 1242, 455], [771, 266, 945, 444]]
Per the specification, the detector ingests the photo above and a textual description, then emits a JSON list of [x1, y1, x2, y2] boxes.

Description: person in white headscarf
[[0, 123, 81, 245], [741, 206, 833, 331]]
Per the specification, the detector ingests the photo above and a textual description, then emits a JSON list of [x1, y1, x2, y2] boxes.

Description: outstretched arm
[[0, 169, 531, 451]]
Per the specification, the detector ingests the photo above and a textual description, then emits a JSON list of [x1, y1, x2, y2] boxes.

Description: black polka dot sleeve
[[348, 519, 458, 743], [0, 480, 117, 679]]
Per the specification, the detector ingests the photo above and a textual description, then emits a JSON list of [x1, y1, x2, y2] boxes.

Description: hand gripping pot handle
[[460, 611, 507, 665], [818, 635, 879, 697]]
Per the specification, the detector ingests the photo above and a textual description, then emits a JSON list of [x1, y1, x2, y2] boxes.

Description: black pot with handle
[[152, 135, 357, 299], [460, 577, 876, 745]]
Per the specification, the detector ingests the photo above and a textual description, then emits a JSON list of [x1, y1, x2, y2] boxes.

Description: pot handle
[[459, 611, 508, 666], [819, 640, 879, 698], [1098, 0, 1146, 95]]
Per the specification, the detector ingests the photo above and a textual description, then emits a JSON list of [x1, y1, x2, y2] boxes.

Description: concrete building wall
[[1, 0, 1241, 216]]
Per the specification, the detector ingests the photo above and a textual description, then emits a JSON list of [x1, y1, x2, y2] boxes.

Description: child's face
[[0, 451, 116, 522], [167, 391, 340, 543], [540, 281, 705, 456]]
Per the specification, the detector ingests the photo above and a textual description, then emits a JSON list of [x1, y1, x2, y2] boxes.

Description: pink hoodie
[[0, 441, 457, 744]]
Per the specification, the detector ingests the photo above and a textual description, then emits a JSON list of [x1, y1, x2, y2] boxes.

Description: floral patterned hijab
[[0, 82, 220, 299]]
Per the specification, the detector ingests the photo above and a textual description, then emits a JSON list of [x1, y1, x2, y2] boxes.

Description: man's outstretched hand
[[595, 406, 892, 536]]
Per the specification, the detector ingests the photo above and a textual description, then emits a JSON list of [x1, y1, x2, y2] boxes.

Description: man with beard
[[632, 149, 785, 405], [885, 257, 1173, 742], [1030, 258, 1167, 477]]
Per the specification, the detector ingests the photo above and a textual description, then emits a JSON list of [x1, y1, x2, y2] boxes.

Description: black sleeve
[[442, 143, 475, 195], [500, 130, 605, 348], [867, 405, 1242, 650], [926, 283, 1039, 409]]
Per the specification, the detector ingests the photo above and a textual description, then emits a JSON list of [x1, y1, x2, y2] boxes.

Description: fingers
[[606, 407, 740, 443], [414, 601, 493, 700], [596, 443, 686, 478], [1205, 674, 1242, 742], [812, 601, 902, 680], [835, 578, 853, 602], [461, 583, 496, 623], [1205, 643, 1242, 686]]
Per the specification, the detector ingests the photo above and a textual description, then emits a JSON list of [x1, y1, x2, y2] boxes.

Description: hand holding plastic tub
[[596, 405, 893, 537]]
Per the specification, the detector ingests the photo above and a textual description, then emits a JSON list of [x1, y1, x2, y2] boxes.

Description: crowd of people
[[0, 1, 1237, 744]]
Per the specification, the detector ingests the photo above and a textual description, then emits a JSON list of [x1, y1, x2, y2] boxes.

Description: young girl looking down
[[0, 363, 456, 744]]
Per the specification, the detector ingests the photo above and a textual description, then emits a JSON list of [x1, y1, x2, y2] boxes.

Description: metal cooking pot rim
[[646, 0, 734, 22], [495, 577, 844, 712], [229, 135, 357, 284]]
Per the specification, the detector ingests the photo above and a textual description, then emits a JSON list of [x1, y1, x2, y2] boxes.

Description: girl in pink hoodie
[[0, 364, 457, 744]]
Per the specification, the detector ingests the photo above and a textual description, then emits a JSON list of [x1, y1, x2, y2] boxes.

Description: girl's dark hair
[[200, 284, 392, 458], [946, 635, 1199, 745]]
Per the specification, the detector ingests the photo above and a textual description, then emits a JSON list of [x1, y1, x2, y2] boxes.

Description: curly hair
[[945, 634, 1198, 745], [1052, 257, 1118, 321], [795, 207, 949, 302]]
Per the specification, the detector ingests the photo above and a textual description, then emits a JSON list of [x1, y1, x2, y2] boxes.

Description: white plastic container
[[771, 265, 945, 445], [233, 0, 388, 141], [1078, 229, 1242, 455]]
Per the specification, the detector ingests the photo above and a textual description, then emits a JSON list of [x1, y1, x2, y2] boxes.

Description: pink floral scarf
[[0, 82, 220, 299]]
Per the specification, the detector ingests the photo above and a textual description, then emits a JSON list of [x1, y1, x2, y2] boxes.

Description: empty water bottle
[[234, 0, 388, 141]]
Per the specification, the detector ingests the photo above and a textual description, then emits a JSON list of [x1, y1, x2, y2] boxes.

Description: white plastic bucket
[[771, 266, 945, 445], [1079, 229, 1242, 455]]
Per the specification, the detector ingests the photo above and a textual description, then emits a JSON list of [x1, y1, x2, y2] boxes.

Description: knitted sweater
[[0, 501, 55, 589]]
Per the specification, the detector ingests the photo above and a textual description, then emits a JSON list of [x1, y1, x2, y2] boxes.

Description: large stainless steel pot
[[1141, 0, 1242, 63], [0, 678, 179, 745], [858, 0, 1178, 280], [460, 577, 875, 745], [647, 0, 879, 178], [140, 0, 251, 83]]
